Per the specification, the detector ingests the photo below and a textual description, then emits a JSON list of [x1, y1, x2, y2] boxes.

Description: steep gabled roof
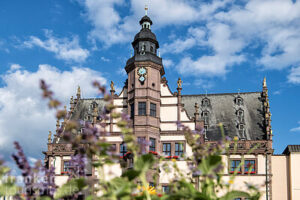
[[181, 92, 266, 141], [283, 145, 300, 154]]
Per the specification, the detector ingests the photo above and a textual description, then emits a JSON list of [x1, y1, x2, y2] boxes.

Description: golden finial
[[177, 77, 182, 88], [110, 81, 115, 91], [48, 131, 52, 143], [56, 119, 60, 130], [263, 77, 267, 87]]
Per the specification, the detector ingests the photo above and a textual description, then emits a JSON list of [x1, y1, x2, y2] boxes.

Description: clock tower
[[124, 12, 164, 163]]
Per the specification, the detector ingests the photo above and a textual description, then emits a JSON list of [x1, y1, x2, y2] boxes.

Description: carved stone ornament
[[52, 144, 72, 152]]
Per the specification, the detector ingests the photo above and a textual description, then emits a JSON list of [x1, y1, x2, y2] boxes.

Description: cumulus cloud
[[290, 121, 300, 132], [163, 59, 174, 68], [0, 64, 106, 162], [215, 0, 300, 70], [288, 66, 300, 84], [76, 0, 300, 78], [78, 0, 228, 47], [23, 30, 89, 62], [176, 23, 245, 77]]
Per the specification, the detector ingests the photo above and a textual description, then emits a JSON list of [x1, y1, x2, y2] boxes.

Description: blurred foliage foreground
[[0, 80, 261, 200]]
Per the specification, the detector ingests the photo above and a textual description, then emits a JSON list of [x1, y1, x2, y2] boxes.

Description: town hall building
[[43, 12, 300, 200]]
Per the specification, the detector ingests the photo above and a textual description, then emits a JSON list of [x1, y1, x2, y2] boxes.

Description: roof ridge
[[182, 91, 261, 96]]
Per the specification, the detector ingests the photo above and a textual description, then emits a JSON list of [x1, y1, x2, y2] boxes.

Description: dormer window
[[238, 123, 245, 130], [202, 98, 210, 107], [236, 97, 243, 106], [91, 101, 98, 109], [237, 109, 244, 117], [204, 125, 209, 132], [202, 110, 209, 122]]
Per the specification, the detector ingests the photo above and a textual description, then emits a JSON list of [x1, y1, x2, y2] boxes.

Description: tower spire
[[145, 4, 148, 16]]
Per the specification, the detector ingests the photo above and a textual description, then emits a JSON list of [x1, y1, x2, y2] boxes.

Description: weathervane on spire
[[145, 4, 148, 16]]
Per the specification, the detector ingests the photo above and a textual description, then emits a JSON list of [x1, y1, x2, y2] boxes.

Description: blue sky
[[0, 0, 300, 165]]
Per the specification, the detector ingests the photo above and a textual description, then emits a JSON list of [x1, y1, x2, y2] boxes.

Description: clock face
[[138, 67, 147, 76], [139, 76, 145, 82]]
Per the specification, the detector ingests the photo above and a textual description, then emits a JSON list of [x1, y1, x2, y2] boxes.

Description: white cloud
[[288, 66, 300, 84], [0, 64, 106, 161], [160, 0, 300, 78], [176, 23, 245, 77], [290, 121, 300, 132], [215, 0, 300, 70], [78, 0, 228, 47], [163, 59, 174, 68], [23, 30, 89, 62], [100, 56, 110, 62]]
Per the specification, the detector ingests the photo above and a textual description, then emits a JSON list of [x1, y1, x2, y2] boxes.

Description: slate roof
[[283, 145, 300, 154], [70, 98, 106, 122], [139, 15, 153, 25], [58, 98, 106, 144], [133, 28, 159, 47], [181, 92, 266, 141], [59, 91, 266, 143]]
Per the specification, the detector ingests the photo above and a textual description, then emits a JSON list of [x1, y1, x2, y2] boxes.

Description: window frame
[[163, 143, 171, 156], [62, 160, 72, 175], [138, 102, 146, 116], [175, 143, 184, 156], [229, 159, 242, 174], [229, 158, 257, 174], [150, 103, 156, 117], [244, 159, 256, 174], [120, 143, 127, 157], [149, 138, 156, 152]]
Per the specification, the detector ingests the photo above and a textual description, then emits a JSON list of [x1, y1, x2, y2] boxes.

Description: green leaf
[[122, 169, 141, 181], [219, 190, 250, 200], [54, 178, 87, 199]]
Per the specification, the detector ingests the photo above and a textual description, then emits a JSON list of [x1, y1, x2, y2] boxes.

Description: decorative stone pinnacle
[[70, 96, 74, 104], [48, 131, 52, 143], [177, 77, 182, 89], [56, 119, 60, 130], [77, 86, 81, 99], [194, 102, 199, 114]]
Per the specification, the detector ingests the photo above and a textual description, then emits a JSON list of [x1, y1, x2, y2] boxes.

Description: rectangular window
[[130, 103, 134, 119], [120, 143, 127, 157], [149, 138, 156, 152], [138, 102, 146, 116], [230, 160, 241, 173], [150, 103, 156, 117], [175, 143, 184, 156], [138, 137, 146, 153], [162, 185, 170, 194], [163, 143, 171, 156], [244, 160, 256, 174], [62, 161, 72, 174]]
